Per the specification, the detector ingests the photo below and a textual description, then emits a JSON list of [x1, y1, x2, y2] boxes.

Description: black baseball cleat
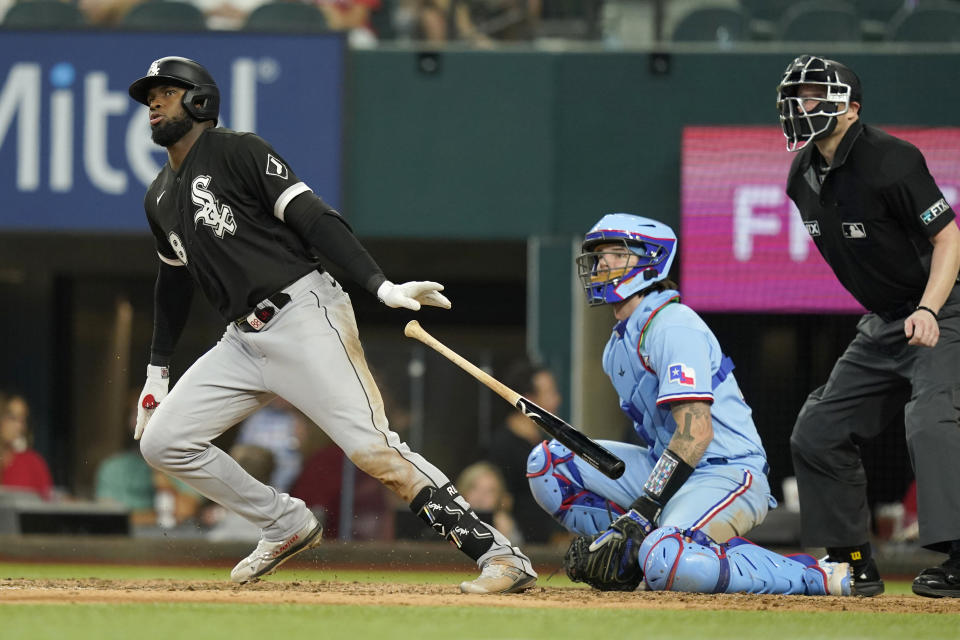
[[912, 564, 960, 598], [850, 558, 885, 597]]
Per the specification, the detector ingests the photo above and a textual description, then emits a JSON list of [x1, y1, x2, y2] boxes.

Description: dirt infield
[[1, 578, 958, 613]]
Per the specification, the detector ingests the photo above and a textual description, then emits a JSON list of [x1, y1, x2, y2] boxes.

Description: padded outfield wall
[[345, 49, 960, 239]]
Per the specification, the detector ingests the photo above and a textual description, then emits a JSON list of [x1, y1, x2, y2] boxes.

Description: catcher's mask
[[129, 56, 220, 124], [776, 54, 861, 152], [576, 213, 677, 307]]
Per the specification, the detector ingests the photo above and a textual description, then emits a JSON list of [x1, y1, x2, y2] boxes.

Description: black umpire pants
[[791, 287, 960, 553]]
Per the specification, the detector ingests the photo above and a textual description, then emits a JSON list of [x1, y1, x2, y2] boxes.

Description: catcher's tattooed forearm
[[668, 400, 712, 466]]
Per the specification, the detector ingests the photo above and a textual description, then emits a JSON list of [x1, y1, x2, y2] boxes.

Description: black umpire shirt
[[786, 120, 955, 317], [145, 128, 321, 321]]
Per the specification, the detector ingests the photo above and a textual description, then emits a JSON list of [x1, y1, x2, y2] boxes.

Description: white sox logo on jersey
[[191, 175, 238, 238]]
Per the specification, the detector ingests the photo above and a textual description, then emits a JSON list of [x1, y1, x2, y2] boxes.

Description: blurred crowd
[[0, 0, 550, 48], [2, 1, 957, 50], [0, 392, 53, 501]]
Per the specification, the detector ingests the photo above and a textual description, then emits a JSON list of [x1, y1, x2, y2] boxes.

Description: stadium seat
[[777, 1, 862, 42], [535, 0, 603, 40], [739, 0, 791, 40], [121, 0, 207, 30], [242, 1, 329, 32], [2, 0, 85, 28], [855, 0, 907, 22], [887, 4, 960, 42], [367, 0, 394, 40], [855, 0, 907, 41], [739, 0, 791, 22], [671, 6, 749, 44]]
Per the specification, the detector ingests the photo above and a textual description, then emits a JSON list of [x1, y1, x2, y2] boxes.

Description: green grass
[[1, 602, 953, 640], [0, 563, 949, 640]]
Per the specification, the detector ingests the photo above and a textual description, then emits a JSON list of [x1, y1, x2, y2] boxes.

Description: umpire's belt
[[875, 301, 917, 323], [235, 292, 292, 333]]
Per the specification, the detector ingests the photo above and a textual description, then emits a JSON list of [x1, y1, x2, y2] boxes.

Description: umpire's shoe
[[912, 560, 960, 598], [460, 557, 537, 595], [850, 557, 884, 597], [231, 514, 323, 584]]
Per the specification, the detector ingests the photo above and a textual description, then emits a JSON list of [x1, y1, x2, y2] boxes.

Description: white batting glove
[[376, 280, 452, 311], [135, 364, 169, 440]]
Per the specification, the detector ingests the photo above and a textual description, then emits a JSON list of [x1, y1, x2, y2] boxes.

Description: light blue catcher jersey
[[602, 290, 767, 469]]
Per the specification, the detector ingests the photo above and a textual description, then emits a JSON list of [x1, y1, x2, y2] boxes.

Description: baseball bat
[[403, 320, 626, 480]]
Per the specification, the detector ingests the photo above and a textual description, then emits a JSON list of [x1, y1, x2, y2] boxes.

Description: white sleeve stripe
[[158, 252, 185, 267], [273, 182, 312, 222], [656, 392, 713, 402]]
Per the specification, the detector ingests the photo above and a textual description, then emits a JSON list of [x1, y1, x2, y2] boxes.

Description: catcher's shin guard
[[526, 440, 622, 535], [640, 527, 847, 595], [411, 483, 494, 561]]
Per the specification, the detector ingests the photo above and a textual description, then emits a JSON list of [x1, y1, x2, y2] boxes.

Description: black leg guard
[[410, 482, 495, 562]]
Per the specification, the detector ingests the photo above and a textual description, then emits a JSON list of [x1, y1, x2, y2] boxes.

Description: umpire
[[777, 54, 960, 598]]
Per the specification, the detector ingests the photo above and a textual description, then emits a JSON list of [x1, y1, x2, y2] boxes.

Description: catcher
[[527, 213, 853, 595]]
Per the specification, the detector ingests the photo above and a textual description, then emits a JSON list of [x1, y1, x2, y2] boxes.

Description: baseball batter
[[128, 56, 536, 594], [531, 213, 852, 594]]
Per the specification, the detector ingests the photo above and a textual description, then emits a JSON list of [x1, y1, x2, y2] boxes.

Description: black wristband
[[629, 494, 662, 523], [916, 305, 939, 320], [628, 448, 695, 523]]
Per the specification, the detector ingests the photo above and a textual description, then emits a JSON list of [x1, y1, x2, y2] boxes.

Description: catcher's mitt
[[563, 510, 651, 591]]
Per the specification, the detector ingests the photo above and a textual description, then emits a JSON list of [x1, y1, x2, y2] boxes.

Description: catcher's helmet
[[776, 54, 861, 152], [128, 56, 220, 123], [576, 213, 677, 307]]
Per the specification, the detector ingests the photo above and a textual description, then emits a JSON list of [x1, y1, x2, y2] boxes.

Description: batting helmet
[[128, 56, 220, 123], [776, 54, 861, 152], [576, 213, 678, 307]]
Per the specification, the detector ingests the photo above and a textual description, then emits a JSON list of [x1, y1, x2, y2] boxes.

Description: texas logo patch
[[668, 363, 696, 387]]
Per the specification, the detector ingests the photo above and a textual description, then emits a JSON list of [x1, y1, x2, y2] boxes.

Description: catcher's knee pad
[[527, 440, 620, 536], [410, 483, 494, 562], [641, 527, 726, 593]]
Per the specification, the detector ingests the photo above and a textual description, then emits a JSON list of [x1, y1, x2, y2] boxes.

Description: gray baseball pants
[[790, 287, 960, 553], [139, 270, 531, 571]]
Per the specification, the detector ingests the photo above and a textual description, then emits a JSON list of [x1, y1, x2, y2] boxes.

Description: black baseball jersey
[[787, 121, 955, 315], [145, 128, 320, 320]]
